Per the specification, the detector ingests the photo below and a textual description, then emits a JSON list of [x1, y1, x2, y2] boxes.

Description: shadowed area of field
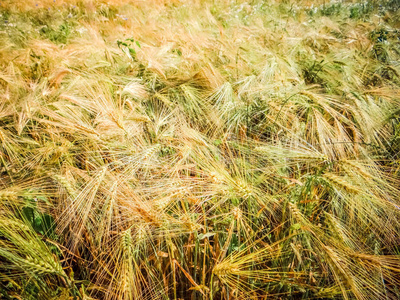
[[0, 1, 400, 299]]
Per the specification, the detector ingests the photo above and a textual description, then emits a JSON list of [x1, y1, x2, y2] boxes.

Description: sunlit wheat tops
[[0, 0, 400, 299]]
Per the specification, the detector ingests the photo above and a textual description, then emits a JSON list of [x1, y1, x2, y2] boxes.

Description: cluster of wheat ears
[[0, 0, 400, 299]]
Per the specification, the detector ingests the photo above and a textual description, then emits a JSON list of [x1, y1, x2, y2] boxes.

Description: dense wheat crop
[[0, 0, 400, 299]]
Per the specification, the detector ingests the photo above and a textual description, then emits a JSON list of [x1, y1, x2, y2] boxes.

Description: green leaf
[[291, 223, 301, 230], [36, 195, 50, 204], [214, 139, 222, 146], [128, 47, 136, 57], [22, 207, 35, 225]]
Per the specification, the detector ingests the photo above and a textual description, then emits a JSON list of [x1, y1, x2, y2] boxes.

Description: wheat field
[[0, 0, 400, 299]]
